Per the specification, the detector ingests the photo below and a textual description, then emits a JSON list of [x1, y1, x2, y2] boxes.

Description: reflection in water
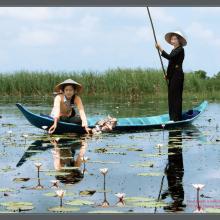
[[162, 129, 185, 212], [16, 135, 89, 185], [50, 137, 87, 184]]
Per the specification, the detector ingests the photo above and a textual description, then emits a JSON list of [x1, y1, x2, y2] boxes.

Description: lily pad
[[0, 202, 34, 212], [131, 201, 167, 208], [1, 166, 15, 172], [88, 160, 120, 164], [26, 150, 43, 153], [94, 148, 108, 153], [44, 192, 77, 197], [89, 210, 123, 213], [124, 197, 155, 202], [79, 190, 96, 196], [127, 148, 143, 152], [45, 171, 71, 176], [48, 206, 80, 213], [65, 199, 94, 206], [0, 188, 15, 192], [130, 162, 154, 168], [13, 178, 30, 182], [205, 208, 220, 213], [137, 172, 163, 177]]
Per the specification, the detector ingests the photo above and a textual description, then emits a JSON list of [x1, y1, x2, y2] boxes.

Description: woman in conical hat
[[155, 31, 187, 121], [49, 79, 90, 134]]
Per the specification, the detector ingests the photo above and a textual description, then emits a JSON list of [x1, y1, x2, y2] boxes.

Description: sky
[[0, 7, 219, 76]]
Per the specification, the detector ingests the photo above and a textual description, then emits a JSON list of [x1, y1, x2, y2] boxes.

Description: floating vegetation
[[127, 148, 143, 152], [139, 152, 175, 158], [0, 188, 15, 192], [94, 148, 108, 153], [45, 171, 71, 176], [13, 178, 30, 182], [88, 160, 120, 164], [88, 210, 124, 213], [124, 197, 155, 202], [137, 172, 163, 177], [0, 202, 34, 212], [65, 199, 94, 206], [43, 192, 77, 197], [1, 166, 15, 172], [48, 206, 80, 213], [130, 162, 154, 168], [205, 208, 220, 213], [130, 201, 167, 208], [79, 190, 96, 196]]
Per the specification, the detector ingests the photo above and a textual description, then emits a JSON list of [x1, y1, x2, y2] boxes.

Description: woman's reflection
[[50, 137, 88, 184], [161, 129, 185, 212]]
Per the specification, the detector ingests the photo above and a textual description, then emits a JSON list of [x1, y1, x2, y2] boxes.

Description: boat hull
[[16, 101, 208, 134]]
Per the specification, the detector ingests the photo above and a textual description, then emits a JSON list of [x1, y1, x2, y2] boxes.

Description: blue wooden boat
[[16, 101, 208, 134]]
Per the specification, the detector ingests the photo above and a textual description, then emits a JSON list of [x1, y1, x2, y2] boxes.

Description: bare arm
[[49, 95, 61, 134], [75, 95, 90, 133]]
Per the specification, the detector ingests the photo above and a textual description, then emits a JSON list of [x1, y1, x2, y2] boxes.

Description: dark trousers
[[168, 73, 184, 121], [60, 115, 82, 125]]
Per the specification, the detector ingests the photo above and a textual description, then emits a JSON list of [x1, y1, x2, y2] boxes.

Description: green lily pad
[[127, 148, 143, 152], [131, 201, 167, 208], [1, 166, 15, 172], [140, 152, 175, 158], [65, 199, 94, 206], [205, 208, 220, 213], [0, 202, 34, 212], [45, 171, 71, 176], [44, 192, 77, 197], [48, 206, 80, 213], [137, 172, 163, 177], [89, 210, 124, 213], [13, 178, 30, 182], [0, 188, 15, 192], [88, 160, 120, 164], [130, 162, 154, 168], [6, 205, 34, 212], [94, 148, 108, 153], [26, 150, 43, 153], [124, 197, 155, 202], [104, 151, 126, 155], [79, 190, 96, 196]]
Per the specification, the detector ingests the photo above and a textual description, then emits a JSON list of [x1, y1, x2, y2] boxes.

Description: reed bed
[[0, 68, 219, 100]]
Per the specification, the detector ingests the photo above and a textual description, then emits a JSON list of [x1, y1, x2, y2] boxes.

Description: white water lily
[[42, 126, 48, 130], [115, 193, 126, 199], [157, 144, 163, 148], [100, 168, 108, 175], [193, 208, 205, 213], [34, 162, 42, 169], [56, 189, 66, 198], [81, 156, 88, 162], [192, 184, 205, 190], [7, 130, 12, 134], [161, 124, 165, 128]]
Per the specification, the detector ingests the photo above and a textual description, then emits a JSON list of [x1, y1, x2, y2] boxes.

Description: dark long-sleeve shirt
[[161, 46, 185, 79]]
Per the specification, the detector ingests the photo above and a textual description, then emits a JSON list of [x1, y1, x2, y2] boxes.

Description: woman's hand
[[48, 123, 57, 134], [155, 43, 163, 52], [82, 121, 91, 134]]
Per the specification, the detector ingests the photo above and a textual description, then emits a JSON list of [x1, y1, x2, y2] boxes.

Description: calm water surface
[[0, 97, 219, 213]]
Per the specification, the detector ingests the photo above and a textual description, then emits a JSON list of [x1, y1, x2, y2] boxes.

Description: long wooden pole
[[146, 7, 168, 86]]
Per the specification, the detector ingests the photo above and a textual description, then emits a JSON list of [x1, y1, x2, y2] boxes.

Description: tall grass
[[0, 68, 220, 100]]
